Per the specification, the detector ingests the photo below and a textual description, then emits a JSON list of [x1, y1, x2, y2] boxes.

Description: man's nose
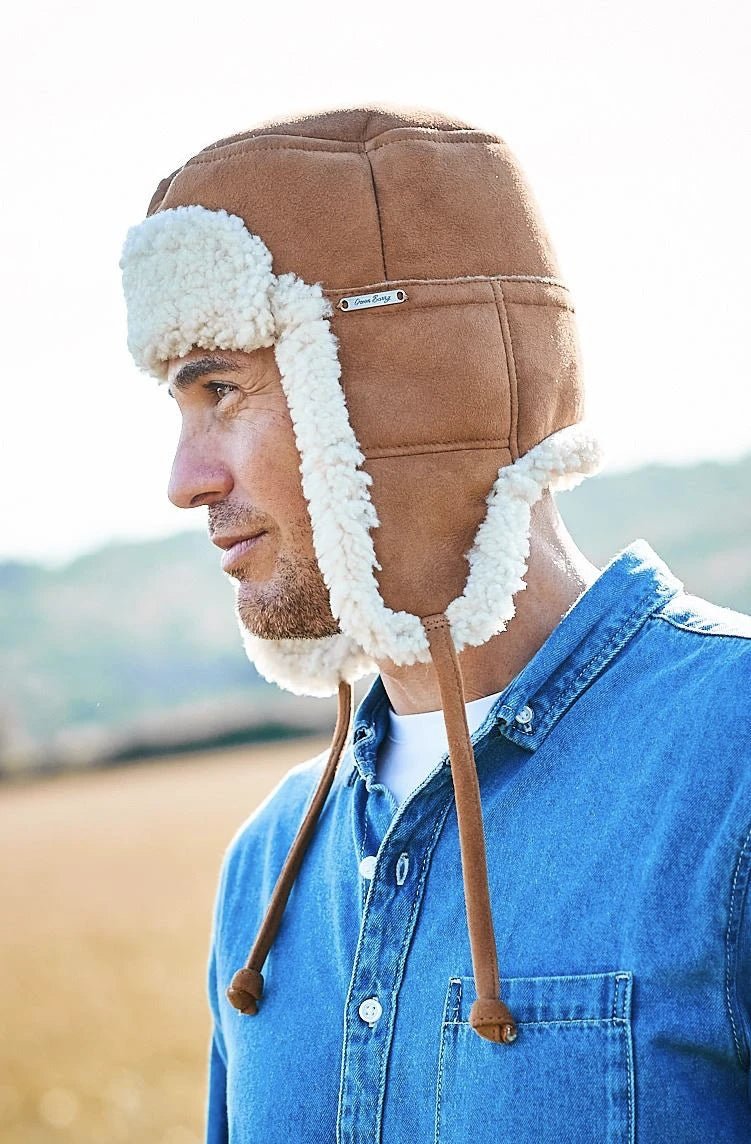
[[167, 434, 233, 508]]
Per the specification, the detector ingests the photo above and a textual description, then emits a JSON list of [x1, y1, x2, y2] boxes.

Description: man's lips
[[211, 532, 267, 573]]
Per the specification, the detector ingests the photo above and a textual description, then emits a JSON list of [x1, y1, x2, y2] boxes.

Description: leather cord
[[226, 631, 518, 1047], [226, 678, 354, 1015], [422, 615, 518, 1045]]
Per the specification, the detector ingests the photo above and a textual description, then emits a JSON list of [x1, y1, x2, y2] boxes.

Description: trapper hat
[[120, 104, 605, 1046]]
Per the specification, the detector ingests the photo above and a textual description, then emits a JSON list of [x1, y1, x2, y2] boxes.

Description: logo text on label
[[337, 289, 408, 312]]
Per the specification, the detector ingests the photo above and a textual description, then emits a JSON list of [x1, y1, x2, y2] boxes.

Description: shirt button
[[358, 997, 383, 1025], [359, 855, 377, 880], [515, 704, 534, 726]]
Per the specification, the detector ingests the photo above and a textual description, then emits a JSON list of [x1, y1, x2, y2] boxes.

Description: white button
[[358, 996, 383, 1025], [359, 855, 377, 880], [515, 704, 534, 726]]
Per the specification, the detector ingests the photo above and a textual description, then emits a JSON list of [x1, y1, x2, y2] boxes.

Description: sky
[[1, 0, 749, 565]]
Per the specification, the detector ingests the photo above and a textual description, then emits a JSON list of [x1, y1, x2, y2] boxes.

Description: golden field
[[0, 736, 329, 1144]]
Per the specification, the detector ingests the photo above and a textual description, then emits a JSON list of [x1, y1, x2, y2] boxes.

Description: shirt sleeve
[[204, 979, 229, 1143], [729, 822, 751, 1106], [204, 856, 230, 1143]]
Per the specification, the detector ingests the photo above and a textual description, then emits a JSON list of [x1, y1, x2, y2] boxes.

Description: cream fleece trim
[[445, 421, 603, 648], [120, 204, 606, 697], [269, 272, 427, 665], [241, 421, 604, 695], [119, 205, 276, 377]]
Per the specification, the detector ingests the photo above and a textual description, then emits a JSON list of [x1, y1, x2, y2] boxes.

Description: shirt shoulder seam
[[654, 612, 751, 641]]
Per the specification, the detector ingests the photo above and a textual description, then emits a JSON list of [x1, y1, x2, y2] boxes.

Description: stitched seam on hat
[[333, 298, 573, 315], [188, 142, 366, 163], [366, 441, 508, 459], [365, 132, 502, 152], [377, 300, 496, 313], [492, 280, 519, 461], [364, 437, 507, 450], [506, 300, 576, 311], [365, 441, 509, 460], [324, 274, 570, 292], [191, 130, 501, 162], [504, 299, 575, 311], [362, 151, 388, 280]]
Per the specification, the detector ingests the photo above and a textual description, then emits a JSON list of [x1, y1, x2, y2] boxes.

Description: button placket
[[350, 724, 389, 913], [338, 773, 455, 1144]]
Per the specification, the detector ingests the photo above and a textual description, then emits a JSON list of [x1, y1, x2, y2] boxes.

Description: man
[[120, 105, 751, 1142]]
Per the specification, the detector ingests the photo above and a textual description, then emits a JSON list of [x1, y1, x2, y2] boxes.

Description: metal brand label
[[337, 288, 407, 312]]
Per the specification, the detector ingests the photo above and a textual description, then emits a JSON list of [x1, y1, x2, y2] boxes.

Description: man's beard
[[233, 551, 341, 641], [208, 501, 340, 641]]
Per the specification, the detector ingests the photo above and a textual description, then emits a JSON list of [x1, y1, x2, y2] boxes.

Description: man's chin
[[234, 584, 340, 641], [238, 616, 342, 641]]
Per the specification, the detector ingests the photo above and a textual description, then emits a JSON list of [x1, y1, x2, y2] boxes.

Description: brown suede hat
[[120, 103, 604, 1046]]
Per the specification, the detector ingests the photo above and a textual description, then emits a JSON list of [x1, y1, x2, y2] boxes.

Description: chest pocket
[[435, 970, 635, 1144]]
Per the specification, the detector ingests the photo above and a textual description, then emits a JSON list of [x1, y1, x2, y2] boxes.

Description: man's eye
[[204, 381, 237, 401]]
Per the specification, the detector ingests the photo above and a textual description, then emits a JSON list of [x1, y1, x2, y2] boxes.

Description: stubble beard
[[233, 551, 341, 641]]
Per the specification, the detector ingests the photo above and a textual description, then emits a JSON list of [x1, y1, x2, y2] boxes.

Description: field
[[0, 735, 329, 1144]]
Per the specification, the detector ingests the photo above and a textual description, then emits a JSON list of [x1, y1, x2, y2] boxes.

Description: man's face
[[166, 346, 339, 640]]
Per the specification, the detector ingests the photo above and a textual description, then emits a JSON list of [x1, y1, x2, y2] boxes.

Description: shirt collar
[[346, 539, 684, 782]]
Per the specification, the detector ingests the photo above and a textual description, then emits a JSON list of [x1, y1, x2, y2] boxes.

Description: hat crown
[[190, 104, 482, 148], [147, 102, 563, 290]]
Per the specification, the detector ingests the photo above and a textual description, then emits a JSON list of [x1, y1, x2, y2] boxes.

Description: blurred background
[[1, 0, 749, 1139]]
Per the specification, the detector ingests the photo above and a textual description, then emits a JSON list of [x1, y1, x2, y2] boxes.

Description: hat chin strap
[[421, 614, 518, 1045], [225, 679, 354, 1017], [225, 616, 519, 1047]]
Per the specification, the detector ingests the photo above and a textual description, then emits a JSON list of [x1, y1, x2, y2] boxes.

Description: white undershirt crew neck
[[375, 689, 505, 806]]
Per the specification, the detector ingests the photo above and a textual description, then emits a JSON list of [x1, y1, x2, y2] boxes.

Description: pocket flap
[[443, 969, 632, 1026]]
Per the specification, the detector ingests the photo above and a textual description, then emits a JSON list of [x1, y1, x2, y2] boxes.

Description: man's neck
[[376, 492, 601, 716]]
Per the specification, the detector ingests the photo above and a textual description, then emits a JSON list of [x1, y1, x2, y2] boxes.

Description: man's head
[[166, 345, 339, 640], [120, 104, 605, 696]]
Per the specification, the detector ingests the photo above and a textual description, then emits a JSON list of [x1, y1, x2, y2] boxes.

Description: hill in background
[[1, 452, 749, 773]]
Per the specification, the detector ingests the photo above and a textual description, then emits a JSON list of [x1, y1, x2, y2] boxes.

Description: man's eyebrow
[[169, 356, 244, 393]]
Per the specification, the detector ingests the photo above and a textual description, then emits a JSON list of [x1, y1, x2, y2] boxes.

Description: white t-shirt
[[375, 689, 505, 806]]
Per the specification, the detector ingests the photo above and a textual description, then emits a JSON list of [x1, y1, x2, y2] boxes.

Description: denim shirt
[[204, 539, 751, 1143]]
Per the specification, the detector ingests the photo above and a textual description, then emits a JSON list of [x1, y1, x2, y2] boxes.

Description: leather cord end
[[469, 997, 518, 1044], [223, 681, 353, 1021], [226, 967, 264, 1015]]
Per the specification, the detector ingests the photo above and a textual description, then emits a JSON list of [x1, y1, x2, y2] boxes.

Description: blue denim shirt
[[204, 539, 751, 1143]]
